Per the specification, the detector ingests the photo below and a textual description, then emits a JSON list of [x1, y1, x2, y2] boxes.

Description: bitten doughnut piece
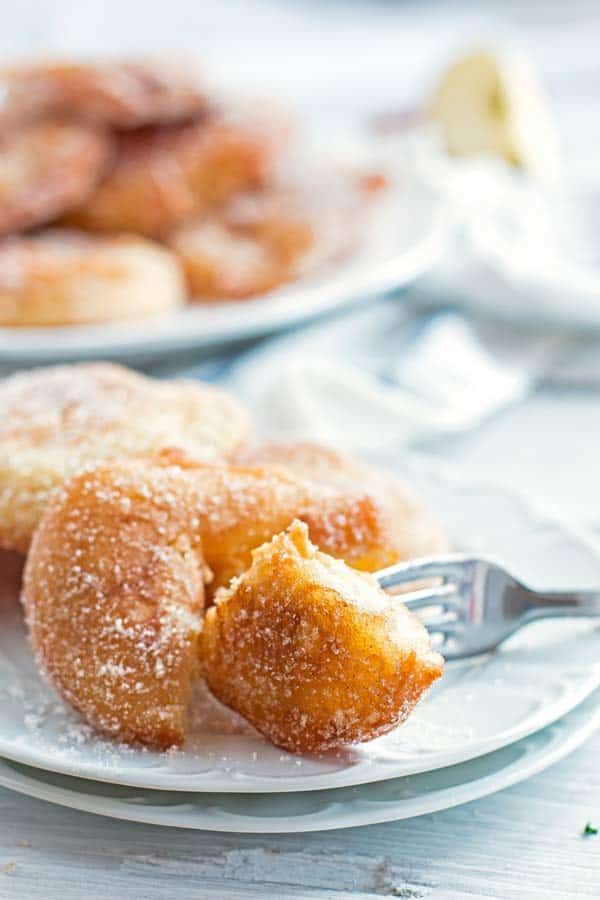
[[0, 122, 112, 236], [69, 115, 282, 238], [242, 442, 449, 561], [201, 521, 443, 753], [0, 59, 207, 130], [22, 455, 413, 746], [0, 229, 185, 326], [0, 363, 252, 553]]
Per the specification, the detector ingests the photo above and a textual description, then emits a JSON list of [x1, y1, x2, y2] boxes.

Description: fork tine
[[400, 583, 458, 610], [418, 611, 461, 630], [376, 554, 473, 590]]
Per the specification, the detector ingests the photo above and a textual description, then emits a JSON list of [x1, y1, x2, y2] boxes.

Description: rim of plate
[[0, 176, 451, 364], [0, 687, 597, 833], [2, 464, 600, 793]]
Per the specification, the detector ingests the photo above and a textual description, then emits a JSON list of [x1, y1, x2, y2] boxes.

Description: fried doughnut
[[223, 190, 317, 266], [169, 184, 361, 300], [0, 59, 207, 130], [169, 189, 317, 300], [242, 442, 449, 560], [201, 520, 443, 753], [23, 464, 206, 748], [0, 122, 112, 236], [0, 363, 252, 553], [0, 229, 185, 326], [23, 453, 413, 747], [169, 218, 292, 300], [69, 116, 282, 238]]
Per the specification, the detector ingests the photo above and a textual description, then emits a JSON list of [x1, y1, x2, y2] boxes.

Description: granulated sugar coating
[[242, 442, 449, 561], [201, 521, 444, 753], [22, 452, 411, 748], [0, 363, 252, 553]]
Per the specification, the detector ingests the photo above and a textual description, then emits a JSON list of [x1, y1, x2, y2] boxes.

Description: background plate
[[0, 174, 448, 365], [0, 687, 597, 833], [2, 461, 600, 792]]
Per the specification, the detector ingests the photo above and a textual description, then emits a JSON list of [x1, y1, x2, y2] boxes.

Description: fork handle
[[526, 590, 600, 618]]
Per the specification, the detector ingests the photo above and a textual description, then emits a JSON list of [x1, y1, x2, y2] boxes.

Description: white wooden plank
[[1, 735, 599, 900]]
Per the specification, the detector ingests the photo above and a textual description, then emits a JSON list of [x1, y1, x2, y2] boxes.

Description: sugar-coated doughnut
[[168, 218, 293, 300], [23, 463, 206, 748], [0, 59, 207, 130], [0, 122, 112, 236], [0, 364, 252, 553], [22, 453, 412, 747], [69, 116, 282, 238], [169, 183, 362, 300], [0, 229, 185, 326], [169, 189, 317, 300], [241, 442, 449, 561], [201, 520, 444, 752]]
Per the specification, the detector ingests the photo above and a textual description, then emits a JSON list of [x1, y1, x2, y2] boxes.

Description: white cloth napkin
[[412, 152, 600, 327], [215, 300, 560, 454]]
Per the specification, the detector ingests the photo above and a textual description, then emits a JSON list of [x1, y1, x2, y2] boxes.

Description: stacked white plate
[[1, 459, 600, 832], [0, 170, 449, 367]]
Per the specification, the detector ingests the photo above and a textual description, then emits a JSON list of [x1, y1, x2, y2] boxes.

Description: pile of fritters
[[2, 362, 444, 753], [0, 59, 372, 325]]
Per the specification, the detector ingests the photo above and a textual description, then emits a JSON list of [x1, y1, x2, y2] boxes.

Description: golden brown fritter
[[23, 463, 207, 748], [0, 122, 112, 235], [169, 218, 292, 300], [169, 188, 318, 300], [242, 442, 449, 561], [0, 229, 185, 326], [0, 364, 252, 553], [69, 116, 282, 238], [22, 453, 414, 748], [201, 521, 443, 752], [0, 59, 207, 130]]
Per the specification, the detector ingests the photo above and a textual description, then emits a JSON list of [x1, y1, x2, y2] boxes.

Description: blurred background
[[2, 0, 600, 524], [4, 0, 599, 151]]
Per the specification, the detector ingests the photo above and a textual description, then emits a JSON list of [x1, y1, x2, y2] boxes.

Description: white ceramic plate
[[0, 687, 597, 833], [0, 174, 448, 365], [2, 461, 600, 793]]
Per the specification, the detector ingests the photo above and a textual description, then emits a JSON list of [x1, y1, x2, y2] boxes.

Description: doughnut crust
[[0, 59, 207, 130], [242, 442, 449, 561], [0, 122, 112, 236], [169, 190, 317, 300], [23, 466, 206, 748], [0, 364, 252, 553], [0, 229, 185, 326], [201, 521, 444, 752], [169, 184, 360, 300], [69, 117, 281, 238], [169, 218, 293, 300], [22, 454, 414, 747]]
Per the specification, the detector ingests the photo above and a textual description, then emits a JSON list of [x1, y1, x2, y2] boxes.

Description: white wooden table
[[1, 731, 599, 898]]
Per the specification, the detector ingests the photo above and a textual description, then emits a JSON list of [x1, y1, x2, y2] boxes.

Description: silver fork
[[376, 554, 600, 660]]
